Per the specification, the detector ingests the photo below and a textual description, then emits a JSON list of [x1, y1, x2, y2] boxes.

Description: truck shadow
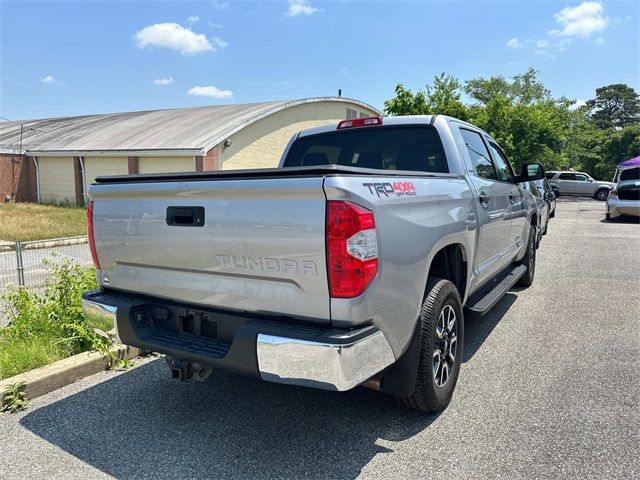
[[19, 296, 516, 479], [20, 359, 434, 479]]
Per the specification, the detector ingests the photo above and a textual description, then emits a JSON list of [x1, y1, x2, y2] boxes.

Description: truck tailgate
[[89, 177, 330, 323]]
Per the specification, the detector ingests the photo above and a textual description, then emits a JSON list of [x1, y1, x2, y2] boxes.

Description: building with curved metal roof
[[0, 97, 380, 204]]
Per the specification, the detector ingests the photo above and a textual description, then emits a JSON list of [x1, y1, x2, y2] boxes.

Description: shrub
[[0, 259, 108, 380]]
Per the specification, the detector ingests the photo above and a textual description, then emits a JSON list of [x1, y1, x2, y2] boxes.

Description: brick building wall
[[0, 154, 37, 202]]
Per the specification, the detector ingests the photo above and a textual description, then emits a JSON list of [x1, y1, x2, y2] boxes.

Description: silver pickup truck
[[82, 115, 544, 412]]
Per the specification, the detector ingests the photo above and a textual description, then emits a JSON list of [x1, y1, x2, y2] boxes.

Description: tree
[[586, 84, 640, 129], [463, 69, 568, 170], [597, 125, 640, 179], [384, 74, 468, 119], [383, 84, 428, 116], [424, 73, 468, 120]]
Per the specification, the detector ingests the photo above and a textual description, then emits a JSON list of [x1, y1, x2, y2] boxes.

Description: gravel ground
[[1, 198, 638, 480]]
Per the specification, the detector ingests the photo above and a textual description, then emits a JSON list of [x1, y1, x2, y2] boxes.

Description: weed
[[0, 259, 125, 379], [1, 381, 27, 413]]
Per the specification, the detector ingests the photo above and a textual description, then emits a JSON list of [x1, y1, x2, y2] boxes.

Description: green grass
[[0, 260, 101, 380], [0, 203, 86, 241], [0, 334, 73, 380]]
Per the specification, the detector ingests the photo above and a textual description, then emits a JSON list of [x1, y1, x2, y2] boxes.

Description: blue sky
[[0, 0, 638, 120]]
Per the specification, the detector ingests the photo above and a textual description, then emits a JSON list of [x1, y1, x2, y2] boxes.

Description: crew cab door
[[485, 139, 528, 252], [573, 173, 593, 195], [458, 127, 512, 284], [557, 172, 576, 194]]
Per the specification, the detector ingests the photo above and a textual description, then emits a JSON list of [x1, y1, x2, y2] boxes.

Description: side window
[[559, 173, 575, 180], [487, 141, 515, 183], [574, 174, 588, 182], [460, 128, 497, 181]]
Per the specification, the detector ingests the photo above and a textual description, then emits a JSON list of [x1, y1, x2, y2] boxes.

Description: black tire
[[398, 278, 464, 413], [550, 208, 555, 218], [606, 213, 614, 222], [542, 215, 548, 235], [595, 189, 608, 201], [517, 226, 536, 287]]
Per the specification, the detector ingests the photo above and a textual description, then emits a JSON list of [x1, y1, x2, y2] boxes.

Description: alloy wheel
[[433, 304, 457, 388]]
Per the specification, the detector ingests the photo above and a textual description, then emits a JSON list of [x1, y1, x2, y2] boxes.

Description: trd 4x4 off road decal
[[363, 182, 416, 198]]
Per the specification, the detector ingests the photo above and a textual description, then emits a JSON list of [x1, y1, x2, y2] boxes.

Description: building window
[[346, 108, 357, 120], [359, 112, 369, 118]]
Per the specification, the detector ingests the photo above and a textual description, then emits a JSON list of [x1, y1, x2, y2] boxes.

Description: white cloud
[[187, 85, 233, 98], [212, 37, 228, 48], [153, 77, 174, 85], [135, 23, 214, 55], [41, 75, 67, 86], [506, 37, 523, 48], [570, 99, 587, 110], [553, 1, 608, 37], [595, 37, 605, 45], [212, 1, 230, 10], [208, 21, 223, 28], [536, 39, 549, 48], [187, 15, 200, 24], [287, 0, 318, 17]]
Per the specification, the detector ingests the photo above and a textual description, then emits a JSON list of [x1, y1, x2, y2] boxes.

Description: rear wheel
[[397, 278, 464, 413], [517, 226, 536, 287], [550, 208, 555, 218], [606, 212, 614, 222], [595, 189, 609, 201]]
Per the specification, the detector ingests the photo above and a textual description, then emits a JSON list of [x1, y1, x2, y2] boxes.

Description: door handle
[[478, 191, 490, 207]]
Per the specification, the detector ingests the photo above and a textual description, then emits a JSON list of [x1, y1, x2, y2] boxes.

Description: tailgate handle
[[166, 206, 205, 227]]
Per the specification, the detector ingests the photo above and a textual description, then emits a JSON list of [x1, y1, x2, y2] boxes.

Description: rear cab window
[[283, 126, 448, 173]]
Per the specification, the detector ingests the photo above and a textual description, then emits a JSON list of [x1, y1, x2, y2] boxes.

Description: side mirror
[[518, 163, 545, 182]]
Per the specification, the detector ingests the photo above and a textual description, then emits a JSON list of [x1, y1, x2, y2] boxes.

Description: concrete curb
[[0, 344, 139, 407]]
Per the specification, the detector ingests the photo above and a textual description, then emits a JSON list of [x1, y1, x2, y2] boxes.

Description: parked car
[[534, 178, 556, 219], [547, 171, 613, 200], [606, 166, 640, 221], [82, 115, 544, 413], [522, 181, 549, 244]]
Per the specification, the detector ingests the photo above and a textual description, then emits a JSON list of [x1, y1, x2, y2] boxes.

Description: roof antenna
[[338, 89, 342, 97]]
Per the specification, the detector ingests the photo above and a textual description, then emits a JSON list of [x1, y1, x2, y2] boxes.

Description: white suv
[[546, 171, 613, 201]]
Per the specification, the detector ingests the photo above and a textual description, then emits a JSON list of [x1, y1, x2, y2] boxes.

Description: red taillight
[[326, 201, 378, 298], [337, 116, 383, 130], [87, 201, 101, 270]]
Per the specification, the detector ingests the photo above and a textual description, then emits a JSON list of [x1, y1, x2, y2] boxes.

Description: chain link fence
[[0, 236, 92, 326]]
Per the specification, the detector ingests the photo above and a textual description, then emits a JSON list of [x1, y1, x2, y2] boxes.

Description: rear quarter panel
[[323, 174, 475, 357]]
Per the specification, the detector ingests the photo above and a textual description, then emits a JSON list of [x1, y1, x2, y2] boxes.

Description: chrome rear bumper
[[81, 290, 396, 392], [81, 295, 119, 339], [257, 330, 395, 391]]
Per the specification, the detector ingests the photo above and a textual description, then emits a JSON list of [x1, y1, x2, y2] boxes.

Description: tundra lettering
[[215, 254, 318, 276]]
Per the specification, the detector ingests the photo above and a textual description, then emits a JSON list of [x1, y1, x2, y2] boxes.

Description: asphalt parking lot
[[1, 198, 638, 480]]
